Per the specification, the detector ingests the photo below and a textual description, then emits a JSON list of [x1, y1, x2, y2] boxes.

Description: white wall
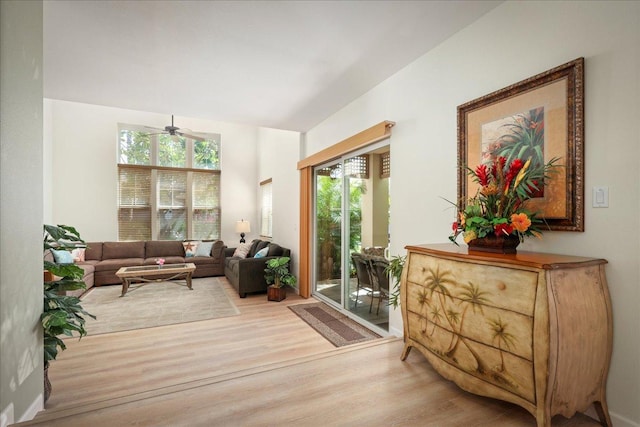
[[1, 1, 45, 425], [257, 127, 301, 284], [44, 100, 261, 244], [305, 1, 640, 426]]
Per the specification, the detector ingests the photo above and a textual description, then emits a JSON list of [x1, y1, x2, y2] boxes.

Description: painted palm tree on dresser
[[414, 267, 520, 377]]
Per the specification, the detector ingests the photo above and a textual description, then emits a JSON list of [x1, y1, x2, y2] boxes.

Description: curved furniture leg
[[594, 400, 612, 427]]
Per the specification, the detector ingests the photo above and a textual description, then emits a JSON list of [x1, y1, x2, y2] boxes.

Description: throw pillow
[[52, 249, 74, 265], [232, 242, 252, 259], [182, 241, 199, 257], [194, 241, 214, 257], [254, 247, 269, 258], [71, 247, 86, 262]]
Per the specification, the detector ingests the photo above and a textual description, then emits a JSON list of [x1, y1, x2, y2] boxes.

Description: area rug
[[289, 302, 381, 347], [79, 277, 240, 335]]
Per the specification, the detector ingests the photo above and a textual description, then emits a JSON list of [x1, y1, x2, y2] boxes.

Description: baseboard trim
[[611, 411, 640, 427], [18, 395, 43, 424], [0, 403, 13, 427]]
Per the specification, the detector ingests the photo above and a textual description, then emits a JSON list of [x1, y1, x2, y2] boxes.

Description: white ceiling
[[43, 0, 502, 132]]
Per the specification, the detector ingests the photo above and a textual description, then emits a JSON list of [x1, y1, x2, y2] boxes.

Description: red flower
[[475, 164, 490, 186], [504, 158, 524, 187], [494, 223, 514, 236]]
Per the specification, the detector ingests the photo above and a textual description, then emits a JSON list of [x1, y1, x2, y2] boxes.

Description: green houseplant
[[386, 254, 406, 308], [42, 224, 95, 402], [264, 256, 296, 301]]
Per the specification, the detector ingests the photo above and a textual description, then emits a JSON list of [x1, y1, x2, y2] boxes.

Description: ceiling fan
[[145, 115, 201, 140]]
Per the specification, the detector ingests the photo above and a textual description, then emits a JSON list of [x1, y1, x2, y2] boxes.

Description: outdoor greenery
[[387, 254, 406, 308], [119, 129, 220, 169], [42, 225, 95, 363], [315, 171, 366, 280]]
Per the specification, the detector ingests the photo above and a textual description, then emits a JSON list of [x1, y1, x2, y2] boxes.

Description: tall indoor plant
[[42, 224, 95, 402], [264, 256, 296, 301]]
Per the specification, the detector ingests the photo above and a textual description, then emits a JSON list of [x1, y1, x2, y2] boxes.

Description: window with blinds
[[118, 167, 152, 240], [260, 179, 273, 238], [118, 126, 221, 241]]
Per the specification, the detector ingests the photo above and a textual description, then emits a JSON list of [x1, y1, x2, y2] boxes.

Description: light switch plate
[[592, 186, 609, 208]]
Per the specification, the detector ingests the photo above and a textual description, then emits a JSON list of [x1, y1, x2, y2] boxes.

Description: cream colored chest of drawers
[[400, 244, 612, 427]]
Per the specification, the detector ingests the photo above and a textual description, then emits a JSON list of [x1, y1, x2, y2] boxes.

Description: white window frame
[[260, 178, 273, 238]]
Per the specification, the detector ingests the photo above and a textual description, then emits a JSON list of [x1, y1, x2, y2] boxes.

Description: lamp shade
[[235, 220, 251, 233]]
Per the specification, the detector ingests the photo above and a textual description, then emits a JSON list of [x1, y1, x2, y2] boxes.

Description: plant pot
[[468, 234, 520, 254], [44, 362, 52, 404], [267, 285, 287, 302]]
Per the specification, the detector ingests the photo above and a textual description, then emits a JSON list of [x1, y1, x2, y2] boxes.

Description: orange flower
[[510, 213, 531, 233], [480, 183, 499, 196]]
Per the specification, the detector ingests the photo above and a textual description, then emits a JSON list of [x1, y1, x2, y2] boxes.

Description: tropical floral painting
[[481, 107, 546, 198]]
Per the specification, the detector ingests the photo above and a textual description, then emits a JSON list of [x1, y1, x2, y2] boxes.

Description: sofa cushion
[[210, 240, 224, 259], [247, 239, 261, 257], [84, 242, 103, 261], [249, 240, 269, 258], [267, 243, 284, 257], [52, 249, 74, 265], [195, 241, 214, 257], [94, 258, 144, 271], [190, 256, 222, 266], [146, 240, 184, 258], [102, 241, 145, 259], [254, 247, 269, 258], [71, 247, 86, 262], [182, 241, 199, 257], [233, 243, 251, 259]]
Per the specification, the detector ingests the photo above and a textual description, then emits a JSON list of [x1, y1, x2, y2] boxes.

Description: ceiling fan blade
[[177, 130, 204, 140]]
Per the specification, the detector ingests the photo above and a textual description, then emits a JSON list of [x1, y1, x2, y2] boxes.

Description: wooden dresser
[[400, 244, 612, 427]]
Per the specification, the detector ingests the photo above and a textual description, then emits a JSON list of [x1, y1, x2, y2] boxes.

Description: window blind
[[118, 167, 152, 241]]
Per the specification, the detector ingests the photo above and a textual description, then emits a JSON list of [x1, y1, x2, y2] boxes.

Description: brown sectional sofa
[[65, 240, 226, 296]]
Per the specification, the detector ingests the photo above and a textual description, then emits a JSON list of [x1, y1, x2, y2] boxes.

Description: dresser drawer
[[405, 282, 534, 361], [406, 253, 539, 316], [406, 310, 536, 402]]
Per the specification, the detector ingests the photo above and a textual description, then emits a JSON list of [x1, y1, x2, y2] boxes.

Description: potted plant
[[42, 224, 95, 402], [448, 155, 560, 253], [264, 256, 296, 301]]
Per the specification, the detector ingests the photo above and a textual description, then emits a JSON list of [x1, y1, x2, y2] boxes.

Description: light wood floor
[[19, 278, 601, 426]]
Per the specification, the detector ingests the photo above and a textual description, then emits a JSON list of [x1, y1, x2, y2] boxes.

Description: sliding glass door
[[313, 143, 390, 332], [314, 162, 343, 306]]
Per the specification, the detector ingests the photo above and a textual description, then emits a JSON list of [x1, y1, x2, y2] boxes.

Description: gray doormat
[[289, 302, 381, 347]]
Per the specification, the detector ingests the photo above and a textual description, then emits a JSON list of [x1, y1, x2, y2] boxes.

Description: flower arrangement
[[449, 155, 560, 245], [155, 258, 165, 266]]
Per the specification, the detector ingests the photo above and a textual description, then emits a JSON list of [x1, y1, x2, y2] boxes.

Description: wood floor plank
[[20, 278, 602, 426]]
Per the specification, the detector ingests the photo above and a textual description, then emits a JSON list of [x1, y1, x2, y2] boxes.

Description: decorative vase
[[267, 285, 287, 302], [467, 234, 520, 254], [44, 362, 52, 404]]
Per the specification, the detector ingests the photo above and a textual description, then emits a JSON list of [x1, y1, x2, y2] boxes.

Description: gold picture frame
[[457, 57, 584, 232]]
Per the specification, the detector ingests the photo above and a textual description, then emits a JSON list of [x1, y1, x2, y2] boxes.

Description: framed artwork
[[457, 57, 584, 232]]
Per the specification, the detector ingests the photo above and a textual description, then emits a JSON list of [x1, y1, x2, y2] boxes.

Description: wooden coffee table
[[115, 263, 196, 297]]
